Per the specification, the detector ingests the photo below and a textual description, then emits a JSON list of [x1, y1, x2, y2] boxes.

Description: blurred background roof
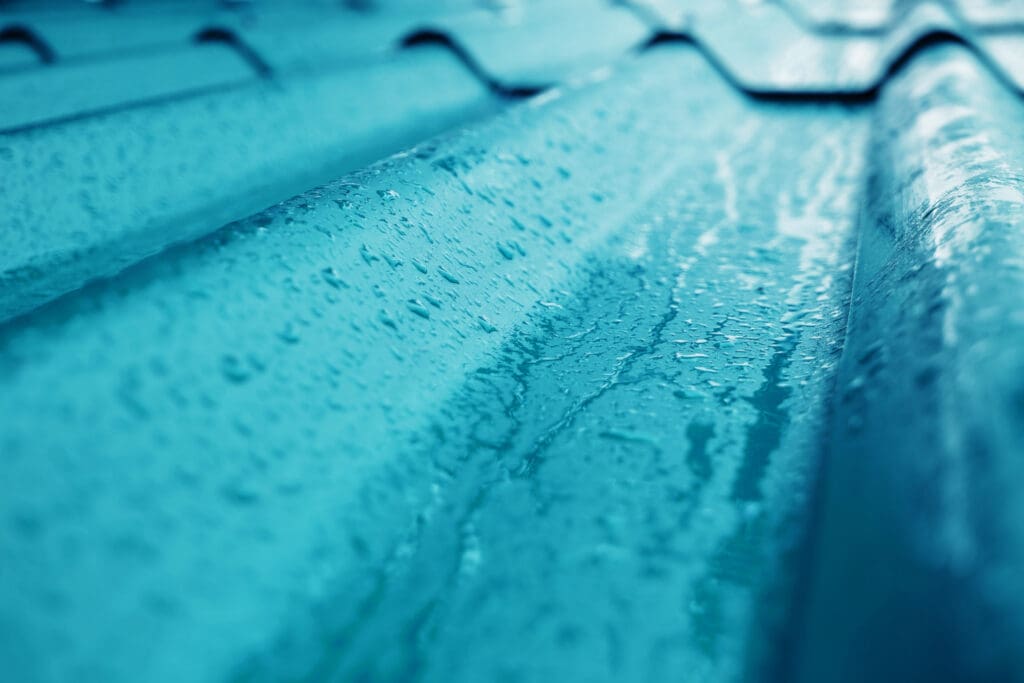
[[1, 2, 1023, 682]]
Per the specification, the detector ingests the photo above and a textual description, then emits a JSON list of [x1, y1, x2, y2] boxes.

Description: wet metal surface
[[0, 3, 1023, 683]]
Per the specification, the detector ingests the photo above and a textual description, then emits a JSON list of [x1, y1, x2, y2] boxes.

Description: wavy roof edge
[[3, 1, 1024, 98]]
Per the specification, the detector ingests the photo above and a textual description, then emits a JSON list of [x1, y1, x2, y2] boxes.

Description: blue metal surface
[[773, 0, 1024, 32], [0, 43, 258, 131], [0, 2, 1023, 683], [0, 48, 500, 319], [791, 45, 1024, 682], [626, 0, 1024, 95]]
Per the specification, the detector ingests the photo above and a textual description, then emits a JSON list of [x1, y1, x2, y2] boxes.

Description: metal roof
[[1, 2, 1022, 682]]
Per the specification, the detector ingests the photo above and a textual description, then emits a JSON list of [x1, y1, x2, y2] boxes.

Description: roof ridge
[[398, 22, 1022, 103]]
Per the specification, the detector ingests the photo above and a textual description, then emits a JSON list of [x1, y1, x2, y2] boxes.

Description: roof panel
[[0, 48, 499, 320], [629, 0, 1024, 95], [0, 3, 1022, 683], [0, 42, 258, 131], [791, 43, 1024, 682]]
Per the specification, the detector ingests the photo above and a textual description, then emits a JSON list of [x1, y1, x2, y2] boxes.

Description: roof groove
[[400, 28, 547, 98], [194, 25, 273, 77], [784, 43, 1024, 681]]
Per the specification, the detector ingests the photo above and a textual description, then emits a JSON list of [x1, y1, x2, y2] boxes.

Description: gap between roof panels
[[195, 25, 273, 78], [399, 23, 1023, 104], [400, 29, 548, 98], [0, 23, 55, 64], [639, 29, 1011, 103]]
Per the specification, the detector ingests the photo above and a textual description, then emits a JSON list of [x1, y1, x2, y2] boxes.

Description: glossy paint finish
[[0, 49, 500, 320], [0, 2, 1023, 683], [791, 45, 1024, 683]]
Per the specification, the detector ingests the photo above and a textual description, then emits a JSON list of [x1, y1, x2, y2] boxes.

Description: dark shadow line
[[195, 26, 273, 77], [400, 29, 549, 99], [0, 24, 56, 64], [640, 28, 1013, 104], [639, 30, 873, 104], [400, 23, 1017, 107]]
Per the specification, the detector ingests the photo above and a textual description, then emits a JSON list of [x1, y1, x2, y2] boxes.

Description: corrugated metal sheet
[[0, 2, 1022, 682]]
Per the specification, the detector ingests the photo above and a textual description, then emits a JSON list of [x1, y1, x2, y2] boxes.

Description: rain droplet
[[221, 481, 260, 505], [321, 267, 348, 289], [360, 244, 379, 265], [406, 300, 431, 319], [277, 323, 301, 344], [497, 242, 516, 260], [221, 354, 252, 383]]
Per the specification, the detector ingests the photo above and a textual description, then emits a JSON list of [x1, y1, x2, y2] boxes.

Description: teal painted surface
[[0, 40, 40, 69], [0, 49, 499, 320], [1, 4, 1023, 683], [0, 42, 257, 132], [792, 45, 1024, 682], [0, 47, 862, 681], [630, 0, 1024, 95], [238, 88, 865, 683]]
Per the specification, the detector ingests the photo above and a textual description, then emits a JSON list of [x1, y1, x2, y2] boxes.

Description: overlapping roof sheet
[[1, 2, 1023, 682]]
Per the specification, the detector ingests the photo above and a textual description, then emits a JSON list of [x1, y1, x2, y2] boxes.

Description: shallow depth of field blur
[[2, 2, 1023, 682]]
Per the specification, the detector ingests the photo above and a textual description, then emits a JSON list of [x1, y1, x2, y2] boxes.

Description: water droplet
[[221, 481, 260, 505], [378, 310, 398, 330], [478, 316, 497, 333], [360, 244, 379, 265], [406, 300, 431, 319], [221, 354, 254, 383], [321, 267, 348, 289], [438, 267, 460, 284], [278, 323, 301, 344], [673, 388, 703, 400]]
